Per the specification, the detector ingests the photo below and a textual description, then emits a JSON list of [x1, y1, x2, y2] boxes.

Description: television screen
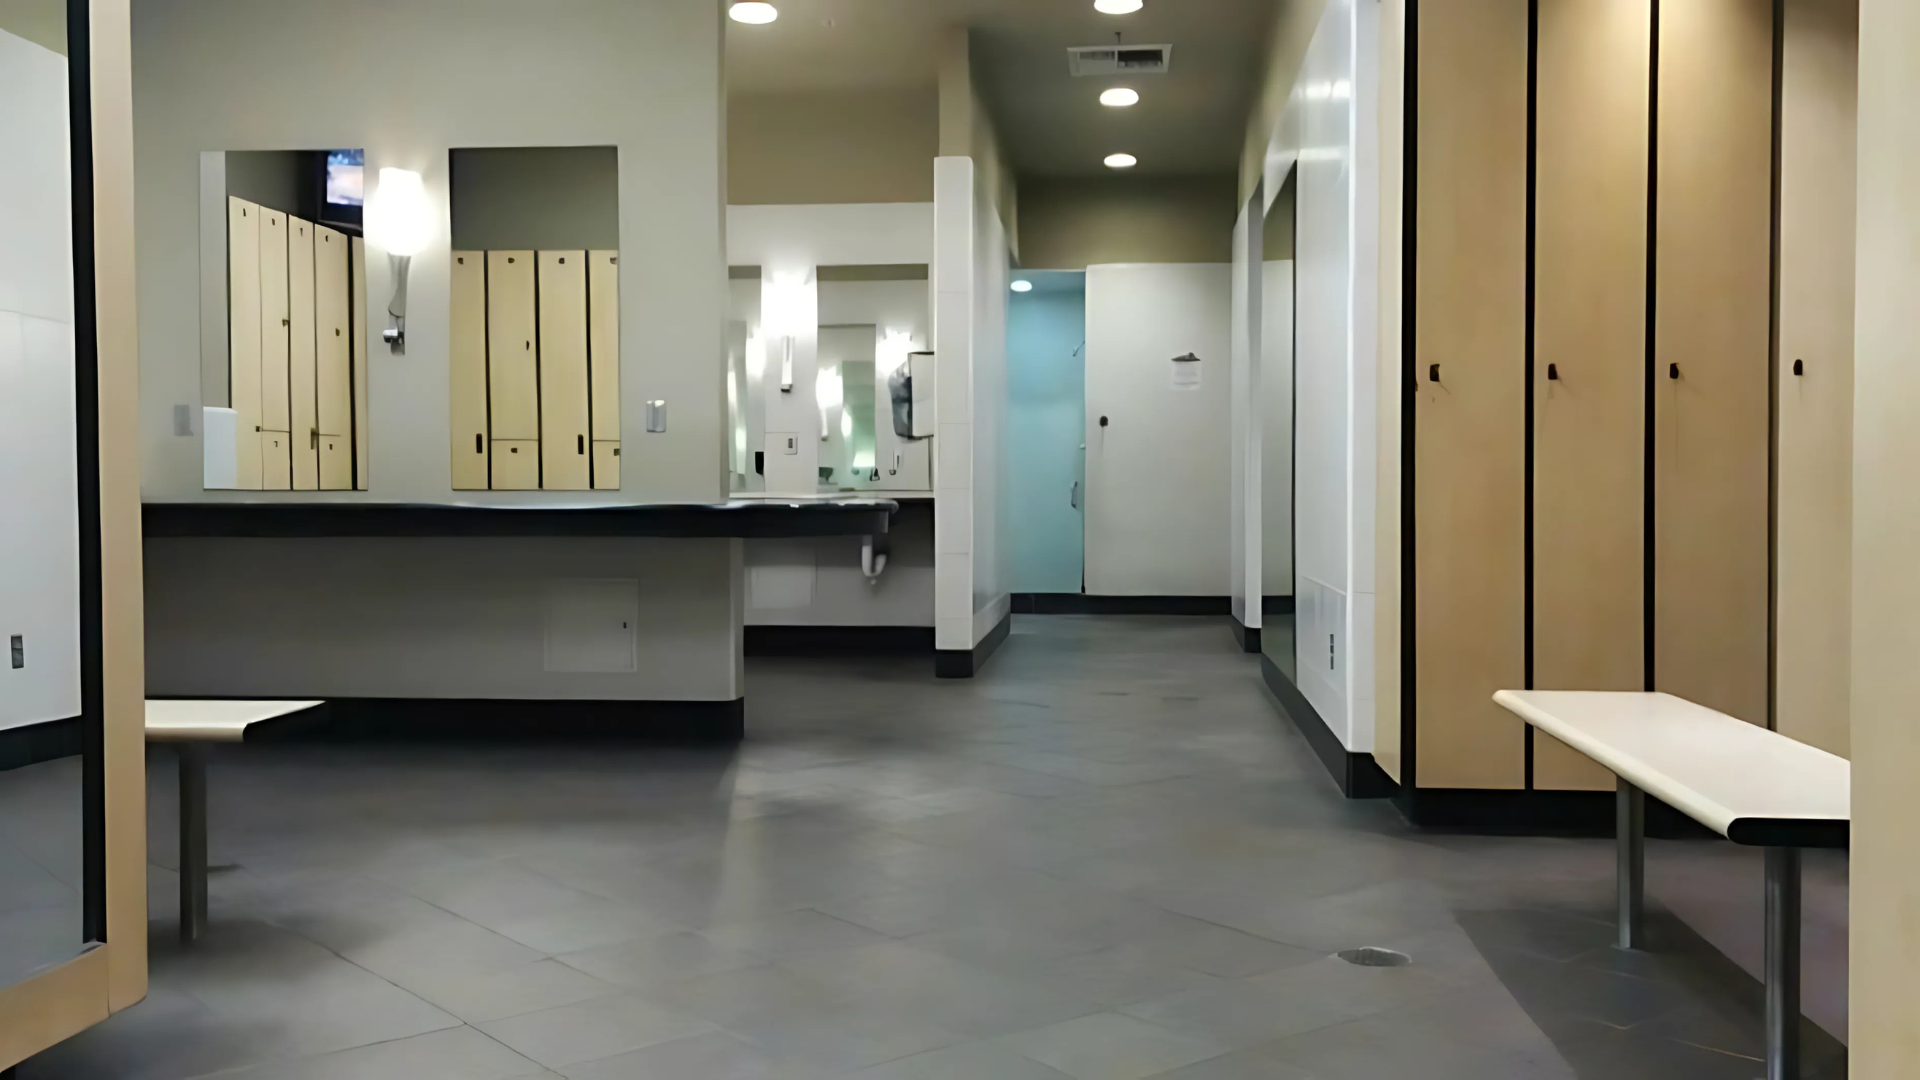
[[325, 149, 364, 209]]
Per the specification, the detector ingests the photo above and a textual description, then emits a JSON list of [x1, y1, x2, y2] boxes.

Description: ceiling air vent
[[1067, 44, 1173, 77]]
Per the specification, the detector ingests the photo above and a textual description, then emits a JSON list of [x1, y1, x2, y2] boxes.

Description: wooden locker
[[352, 236, 370, 490], [538, 250, 591, 491], [1654, 0, 1773, 725], [258, 210, 291, 434], [450, 252, 490, 490], [490, 439, 540, 490], [260, 430, 292, 490], [487, 251, 539, 443], [1412, 0, 1530, 790], [315, 225, 352, 490], [288, 218, 317, 489], [588, 250, 620, 449], [592, 441, 620, 490], [1532, 0, 1651, 790], [227, 197, 263, 489]]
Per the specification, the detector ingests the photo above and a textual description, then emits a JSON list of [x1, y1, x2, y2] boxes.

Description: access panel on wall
[[448, 146, 621, 491], [213, 149, 370, 491]]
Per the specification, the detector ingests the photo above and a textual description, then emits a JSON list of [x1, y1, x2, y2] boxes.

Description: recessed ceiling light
[[1095, 0, 1145, 13], [1100, 87, 1140, 107], [1011, 280, 1034, 293], [1104, 153, 1138, 169], [729, 2, 778, 24]]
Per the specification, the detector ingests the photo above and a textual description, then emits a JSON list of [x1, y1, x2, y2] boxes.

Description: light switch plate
[[645, 399, 667, 433], [9, 635, 22, 669], [173, 404, 196, 436]]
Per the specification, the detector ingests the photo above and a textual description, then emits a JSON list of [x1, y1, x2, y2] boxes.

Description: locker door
[[487, 251, 539, 442], [450, 252, 490, 490], [588, 250, 620, 446], [315, 225, 352, 490], [288, 218, 317, 489], [227, 198, 262, 489], [491, 439, 539, 490], [258, 210, 291, 434], [1532, 0, 1650, 790], [1653, 0, 1773, 726], [539, 251, 591, 491], [593, 441, 620, 490], [1412, 0, 1530, 790], [352, 236, 370, 490], [260, 430, 292, 490]]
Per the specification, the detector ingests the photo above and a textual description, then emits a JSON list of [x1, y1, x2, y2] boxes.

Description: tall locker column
[[287, 219, 317, 491], [227, 198, 263, 489], [539, 251, 591, 491], [257, 211, 292, 491], [487, 251, 540, 490], [315, 226, 353, 490], [1653, 0, 1773, 724], [1531, 0, 1650, 790], [588, 250, 620, 490], [1412, 0, 1531, 790], [351, 236, 370, 491], [450, 252, 490, 490]]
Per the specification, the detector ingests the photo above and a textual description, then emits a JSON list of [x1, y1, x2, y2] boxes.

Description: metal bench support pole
[[179, 743, 208, 942], [1616, 778, 1645, 950], [1765, 846, 1802, 1080]]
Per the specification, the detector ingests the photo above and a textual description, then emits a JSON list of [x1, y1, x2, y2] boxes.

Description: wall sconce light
[[367, 167, 433, 353], [764, 277, 809, 393]]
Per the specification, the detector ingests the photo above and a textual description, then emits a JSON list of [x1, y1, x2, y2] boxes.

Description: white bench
[[1494, 690, 1848, 1080], [145, 700, 324, 941]]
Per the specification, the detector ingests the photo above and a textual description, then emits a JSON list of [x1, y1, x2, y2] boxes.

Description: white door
[[1084, 263, 1233, 596]]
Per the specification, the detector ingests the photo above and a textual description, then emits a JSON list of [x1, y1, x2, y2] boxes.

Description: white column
[[932, 156, 976, 651]]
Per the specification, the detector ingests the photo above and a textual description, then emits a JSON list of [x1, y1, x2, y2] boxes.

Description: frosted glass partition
[[1261, 170, 1298, 681], [1006, 272, 1087, 594]]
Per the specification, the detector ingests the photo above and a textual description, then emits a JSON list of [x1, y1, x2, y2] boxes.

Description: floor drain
[[1337, 947, 1412, 967]]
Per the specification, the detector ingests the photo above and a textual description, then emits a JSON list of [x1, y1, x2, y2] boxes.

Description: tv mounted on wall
[[317, 148, 363, 230]]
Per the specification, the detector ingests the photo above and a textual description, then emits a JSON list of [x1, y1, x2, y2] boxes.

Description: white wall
[[746, 510, 935, 629], [135, 0, 727, 504], [0, 29, 79, 731], [1229, 206, 1258, 627], [1083, 264, 1234, 596]]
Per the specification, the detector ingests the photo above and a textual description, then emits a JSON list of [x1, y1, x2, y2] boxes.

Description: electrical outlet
[[9, 635, 22, 669]]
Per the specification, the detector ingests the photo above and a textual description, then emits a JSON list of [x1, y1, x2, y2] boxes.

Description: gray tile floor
[[21, 615, 1845, 1079]]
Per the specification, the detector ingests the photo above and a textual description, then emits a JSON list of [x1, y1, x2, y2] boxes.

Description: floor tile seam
[[175, 1016, 477, 1080]]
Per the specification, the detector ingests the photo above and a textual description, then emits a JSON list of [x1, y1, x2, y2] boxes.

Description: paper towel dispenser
[[888, 351, 936, 440]]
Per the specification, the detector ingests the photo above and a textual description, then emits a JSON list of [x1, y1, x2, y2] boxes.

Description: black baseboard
[[1262, 595, 1296, 616], [1230, 618, 1261, 654], [745, 625, 934, 657], [936, 612, 1011, 679], [1259, 654, 1396, 799], [1403, 788, 1716, 840], [1012, 594, 1230, 616], [147, 697, 747, 744], [0, 717, 84, 773]]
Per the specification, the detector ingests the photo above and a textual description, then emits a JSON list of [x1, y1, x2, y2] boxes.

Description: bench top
[[145, 700, 324, 742], [1493, 690, 1850, 848]]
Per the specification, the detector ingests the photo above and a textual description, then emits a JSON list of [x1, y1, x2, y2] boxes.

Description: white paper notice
[[1171, 354, 1201, 390]]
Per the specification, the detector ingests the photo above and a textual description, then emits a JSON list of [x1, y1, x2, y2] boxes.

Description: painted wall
[[729, 88, 937, 206], [0, 26, 78, 731], [1007, 281, 1087, 594], [1017, 177, 1239, 270], [1261, 259, 1295, 601], [449, 146, 621, 251], [1240, 0, 1333, 204], [746, 510, 934, 629]]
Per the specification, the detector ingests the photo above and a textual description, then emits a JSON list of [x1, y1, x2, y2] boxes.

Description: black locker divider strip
[[533, 253, 544, 489], [483, 255, 494, 489], [1523, 0, 1539, 791], [1399, 0, 1421, 809], [67, 0, 107, 946], [1765, 0, 1785, 730], [1643, 0, 1660, 693]]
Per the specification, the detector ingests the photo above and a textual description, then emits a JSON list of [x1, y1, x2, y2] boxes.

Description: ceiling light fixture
[[729, 2, 778, 25], [1100, 87, 1140, 107], [1011, 280, 1034, 293], [1094, 0, 1145, 13], [1104, 153, 1138, 169]]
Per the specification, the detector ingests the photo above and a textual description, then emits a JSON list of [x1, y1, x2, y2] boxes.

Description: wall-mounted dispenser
[[888, 351, 935, 439]]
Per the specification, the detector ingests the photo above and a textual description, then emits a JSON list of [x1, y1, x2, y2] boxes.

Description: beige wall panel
[[351, 236, 369, 491], [538, 251, 591, 491], [260, 430, 292, 491], [1413, 0, 1530, 790], [314, 225, 351, 490], [449, 251, 490, 490], [226, 197, 261, 489], [593, 440, 621, 491], [1532, 0, 1651, 790], [1653, 0, 1773, 725], [490, 438, 539, 490], [286, 216, 315, 467], [589, 250, 619, 440], [257, 209, 290, 432], [729, 88, 937, 205], [1775, 0, 1857, 758], [1018, 176, 1239, 269], [487, 251, 539, 441]]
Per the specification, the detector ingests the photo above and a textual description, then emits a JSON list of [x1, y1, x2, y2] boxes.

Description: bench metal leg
[[179, 744, 208, 943], [1616, 778, 1645, 950], [1765, 846, 1802, 1080]]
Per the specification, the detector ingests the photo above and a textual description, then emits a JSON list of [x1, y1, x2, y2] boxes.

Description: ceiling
[[725, 0, 1277, 178]]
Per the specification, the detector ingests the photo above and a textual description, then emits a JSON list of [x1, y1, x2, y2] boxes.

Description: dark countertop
[[143, 498, 900, 539]]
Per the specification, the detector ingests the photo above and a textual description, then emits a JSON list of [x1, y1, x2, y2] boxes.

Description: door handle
[[1670, 362, 1680, 380], [1429, 363, 1440, 384], [578, 434, 585, 455], [1070, 480, 1082, 510], [310, 428, 318, 450], [1547, 363, 1559, 381]]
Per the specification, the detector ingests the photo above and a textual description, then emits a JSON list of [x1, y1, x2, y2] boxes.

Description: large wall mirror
[[447, 146, 622, 492], [1261, 170, 1297, 681], [817, 265, 932, 493], [203, 149, 371, 491]]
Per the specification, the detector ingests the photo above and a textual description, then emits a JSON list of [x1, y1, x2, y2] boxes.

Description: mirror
[[0, 2, 100, 983], [447, 146, 621, 492], [816, 265, 931, 492], [1261, 170, 1297, 681], [728, 266, 761, 492], [203, 149, 372, 491]]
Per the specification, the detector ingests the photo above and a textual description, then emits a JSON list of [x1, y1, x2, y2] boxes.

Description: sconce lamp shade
[[369, 168, 433, 257]]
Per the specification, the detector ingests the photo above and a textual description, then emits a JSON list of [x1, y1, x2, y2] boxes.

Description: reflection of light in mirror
[[840, 408, 854, 442], [816, 367, 842, 441], [746, 333, 766, 379], [877, 330, 915, 376]]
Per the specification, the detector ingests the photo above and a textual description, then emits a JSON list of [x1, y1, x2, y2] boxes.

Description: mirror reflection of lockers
[[448, 146, 621, 491], [1260, 167, 1298, 682]]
